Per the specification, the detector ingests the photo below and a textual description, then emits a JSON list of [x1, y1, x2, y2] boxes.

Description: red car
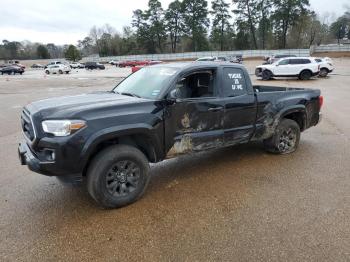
[[131, 60, 163, 73]]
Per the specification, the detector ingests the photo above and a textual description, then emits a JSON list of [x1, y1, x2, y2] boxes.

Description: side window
[[222, 67, 247, 97], [174, 70, 216, 99], [302, 59, 311, 64], [278, 59, 289, 65]]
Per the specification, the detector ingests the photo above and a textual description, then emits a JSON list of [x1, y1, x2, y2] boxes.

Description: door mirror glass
[[168, 89, 180, 100]]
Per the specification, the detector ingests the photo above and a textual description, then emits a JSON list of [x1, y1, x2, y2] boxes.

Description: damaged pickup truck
[[18, 62, 322, 208]]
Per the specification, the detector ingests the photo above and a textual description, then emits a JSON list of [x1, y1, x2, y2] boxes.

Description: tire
[[263, 119, 300, 154], [319, 68, 329, 77], [45, 70, 50, 74], [58, 70, 63, 74], [87, 144, 150, 209], [262, 70, 272, 80], [66, 71, 69, 74], [255, 68, 261, 77], [299, 70, 312, 80]]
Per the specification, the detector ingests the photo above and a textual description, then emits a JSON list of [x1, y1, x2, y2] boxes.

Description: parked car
[[117, 60, 136, 67], [45, 61, 63, 69], [18, 62, 322, 208], [109, 60, 118, 65], [197, 56, 242, 63], [314, 57, 334, 77], [131, 60, 163, 73], [0, 65, 24, 75], [31, 64, 44, 68], [70, 62, 85, 69], [255, 57, 320, 80], [196, 56, 218, 61], [85, 62, 105, 70], [264, 54, 297, 64], [228, 55, 243, 63], [45, 64, 71, 74]]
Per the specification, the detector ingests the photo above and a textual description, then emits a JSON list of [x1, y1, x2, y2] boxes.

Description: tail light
[[319, 95, 323, 109]]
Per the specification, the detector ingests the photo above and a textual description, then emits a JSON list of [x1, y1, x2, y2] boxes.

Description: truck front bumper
[[18, 140, 83, 180], [18, 141, 56, 176]]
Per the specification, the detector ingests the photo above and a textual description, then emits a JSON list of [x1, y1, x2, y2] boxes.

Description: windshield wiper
[[115, 91, 141, 98]]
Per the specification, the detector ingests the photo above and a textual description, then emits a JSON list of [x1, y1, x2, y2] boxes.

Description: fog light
[[43, 149, 55, 161]]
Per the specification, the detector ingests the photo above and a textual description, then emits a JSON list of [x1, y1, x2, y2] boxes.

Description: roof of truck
[[152, 61, 246, 70]]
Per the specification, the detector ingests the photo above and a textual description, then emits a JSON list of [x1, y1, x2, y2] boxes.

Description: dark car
[[18, 62, 322, 208], [85, 62, 105, 70], [0, 66, 24, 75], [31, 64, 44, 69]]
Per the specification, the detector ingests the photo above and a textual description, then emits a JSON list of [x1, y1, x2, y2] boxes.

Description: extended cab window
[[173, 70, 216, 99], [222, 67, 247, 97]]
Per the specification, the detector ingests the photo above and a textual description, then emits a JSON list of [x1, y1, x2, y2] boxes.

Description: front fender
[[80, 123, 162, 168]]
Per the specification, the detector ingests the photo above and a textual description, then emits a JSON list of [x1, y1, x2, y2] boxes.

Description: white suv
[[255, 57, 320, 80], [45, 64, 71, 74]]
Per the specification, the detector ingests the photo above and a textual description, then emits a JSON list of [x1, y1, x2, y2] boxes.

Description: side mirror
[[169, 89, 179, 99], [166, 89, 180, 104]]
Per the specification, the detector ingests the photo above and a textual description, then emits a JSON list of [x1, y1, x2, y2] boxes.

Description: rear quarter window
[[222, 67, 247, 97]]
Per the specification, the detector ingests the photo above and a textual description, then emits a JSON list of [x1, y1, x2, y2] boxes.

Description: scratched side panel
[[164, 99, 225, 158]]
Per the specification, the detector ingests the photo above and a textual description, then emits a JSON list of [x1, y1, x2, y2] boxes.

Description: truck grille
[[21, 108, 35, 141]]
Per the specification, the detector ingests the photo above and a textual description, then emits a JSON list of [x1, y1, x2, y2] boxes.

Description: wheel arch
[[280, 106, 307, 131], [80, 126, 161, 176]]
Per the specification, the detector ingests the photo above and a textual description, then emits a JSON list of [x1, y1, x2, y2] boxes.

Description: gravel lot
[[1, 60, 349, 261]]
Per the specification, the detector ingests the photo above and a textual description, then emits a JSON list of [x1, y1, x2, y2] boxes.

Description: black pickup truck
[[18, 62, 322, 208]]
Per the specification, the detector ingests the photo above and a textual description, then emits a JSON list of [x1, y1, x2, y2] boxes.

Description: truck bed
[[253, 85, 308, 93]]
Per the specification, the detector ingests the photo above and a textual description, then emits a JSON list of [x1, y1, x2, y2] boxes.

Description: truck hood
[[26, 91, 151, 118]]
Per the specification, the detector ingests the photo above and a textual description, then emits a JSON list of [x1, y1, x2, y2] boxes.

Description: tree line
[[1, 0, 350, 60]]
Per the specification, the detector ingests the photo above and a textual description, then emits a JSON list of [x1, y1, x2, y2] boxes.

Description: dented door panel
[[164, 98, 225, 158]]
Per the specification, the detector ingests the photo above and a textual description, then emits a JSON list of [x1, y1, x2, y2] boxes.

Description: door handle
[[208, 106, 223, 112]]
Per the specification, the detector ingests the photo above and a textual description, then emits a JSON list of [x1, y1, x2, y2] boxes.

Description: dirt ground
[[0, 59, 349, 261]]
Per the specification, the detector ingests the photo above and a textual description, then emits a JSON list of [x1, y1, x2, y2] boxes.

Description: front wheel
[[299, 70, 312, 80], [58, 70, 63, 74], [45, 70, 50, 74], [87, 144, 150, 209], [262, 70, 272, 80], [263, 119, 300, 154]]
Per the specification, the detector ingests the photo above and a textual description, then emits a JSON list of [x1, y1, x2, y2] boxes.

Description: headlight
[[42, 120, 86, 136]]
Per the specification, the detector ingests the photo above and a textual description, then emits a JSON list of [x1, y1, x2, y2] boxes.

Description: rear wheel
[[263, 119, 300, 154], [87, 144, 150, 209], [299, 70, 312, 80], [319, 68, 329, 77], [45, 70, 50, 74], [58, 70, 63, 74], [262, 70, 272, 80]]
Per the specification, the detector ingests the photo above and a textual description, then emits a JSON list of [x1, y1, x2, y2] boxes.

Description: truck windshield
[[113, 67, 179, 99]]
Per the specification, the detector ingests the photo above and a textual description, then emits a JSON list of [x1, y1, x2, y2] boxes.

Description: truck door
[[164, 69, 225, 158], [221, 67, 257, 145]]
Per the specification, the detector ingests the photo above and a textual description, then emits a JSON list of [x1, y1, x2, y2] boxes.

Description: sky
[[0, 0, 348, 45]]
